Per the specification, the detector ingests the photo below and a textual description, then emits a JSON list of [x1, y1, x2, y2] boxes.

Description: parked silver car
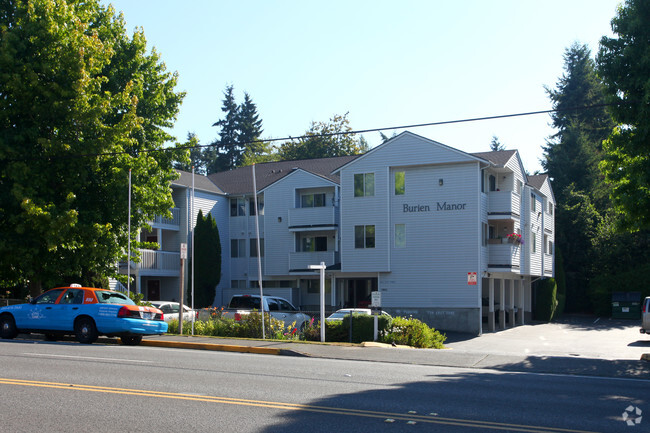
[[641, 297, 650, 336], [149, 301, 197, 323]]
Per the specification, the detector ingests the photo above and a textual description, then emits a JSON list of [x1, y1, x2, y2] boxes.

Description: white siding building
[[136, 131, 555, 334]]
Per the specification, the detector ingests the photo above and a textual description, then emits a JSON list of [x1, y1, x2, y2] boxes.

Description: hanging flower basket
[[506, 233, 523, 245]]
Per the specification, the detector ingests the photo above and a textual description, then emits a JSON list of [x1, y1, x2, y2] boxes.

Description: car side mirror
[[29, 297, 37, 305]]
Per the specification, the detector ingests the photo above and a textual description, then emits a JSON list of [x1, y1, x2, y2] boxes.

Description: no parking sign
[[467, 272, 477, 285]]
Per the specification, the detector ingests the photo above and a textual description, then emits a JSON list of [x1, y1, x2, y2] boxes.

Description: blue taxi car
[[0, 285, 168, 345]]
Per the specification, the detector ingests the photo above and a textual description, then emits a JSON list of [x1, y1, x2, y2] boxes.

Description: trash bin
[[611, 292, 641, 319]]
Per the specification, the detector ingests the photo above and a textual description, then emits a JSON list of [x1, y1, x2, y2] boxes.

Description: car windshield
[[96, 290, 135, 305]]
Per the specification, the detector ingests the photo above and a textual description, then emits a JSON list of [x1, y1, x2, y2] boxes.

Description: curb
[[141, 339, 305, 357]]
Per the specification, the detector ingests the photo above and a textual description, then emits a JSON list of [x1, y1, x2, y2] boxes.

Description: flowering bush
[[506, 233, 523, 244]]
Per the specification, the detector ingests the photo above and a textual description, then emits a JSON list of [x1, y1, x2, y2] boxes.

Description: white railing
[[288, 207, 336, 228], [139, 249, 180, 272], [152, 207, 180, 227], [289, 251, 335, 270], [488, 243, 521, 270], [488, 191, 520, 216]]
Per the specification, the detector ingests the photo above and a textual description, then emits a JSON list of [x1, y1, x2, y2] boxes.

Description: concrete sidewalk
[[141, 329, 650, 380]]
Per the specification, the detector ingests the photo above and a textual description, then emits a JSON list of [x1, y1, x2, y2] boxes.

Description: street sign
[[467, 272, 477, 285], [180, 243, 187, 259], [371, 291, 381, 307]]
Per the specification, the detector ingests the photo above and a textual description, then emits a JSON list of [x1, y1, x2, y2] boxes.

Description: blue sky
[[103, 0, 620, 173]]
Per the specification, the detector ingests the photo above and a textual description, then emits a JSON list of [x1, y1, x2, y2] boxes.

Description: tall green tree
[[238, 92, 266, 162], [0, 0, 185, 295], [191, 210, 221, 308], [278, 113, 367, 160], [597, 0, 650, 231], [489, 136, 505, 151], [541, 43, 614, 312], [206, 85, 241, 173], [174, 133, 207, 175]]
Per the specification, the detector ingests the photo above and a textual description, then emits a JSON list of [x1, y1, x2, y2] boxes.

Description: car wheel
[[120, 335, 142, 346], [44, 333, 58, 341], [74, 317, 98, 344], [0, 314, 18, 339]]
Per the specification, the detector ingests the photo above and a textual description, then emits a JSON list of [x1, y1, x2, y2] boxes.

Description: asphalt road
[[1, 339, 647, 432]]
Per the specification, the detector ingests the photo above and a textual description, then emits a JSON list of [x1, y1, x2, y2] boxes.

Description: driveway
[[444, 315, 650, 360]]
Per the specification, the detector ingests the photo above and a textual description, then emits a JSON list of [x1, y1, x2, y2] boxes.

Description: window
[[34, 289, 65, 304], [489, 175, 496, 192], [395, 171, 405, 195], [531, 232, 537, 253], [482, 223, 488, 246], [395, 224, 406, 248], [531, 194, 537, 212], [301, 236, 327, 252], [548, 240, 554, 255], [230, 280, 247, 290], [548, 202, 553, 216], [230, 198, 245, 216], [250, 238, 264, 257], [355, 225, 375, 249], [230, 239, 246, 258], [354, 173, 374, 197], [249, 197, 264, 216], [516, 180, 523, 195], [301, 193, 326, 208], [544, 235, 549, 254]]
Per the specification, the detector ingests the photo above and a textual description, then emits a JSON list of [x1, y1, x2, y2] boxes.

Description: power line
[[2, 102, 623, 162]]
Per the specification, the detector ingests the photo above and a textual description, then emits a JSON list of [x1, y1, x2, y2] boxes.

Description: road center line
[[0, 378, 600, 433]]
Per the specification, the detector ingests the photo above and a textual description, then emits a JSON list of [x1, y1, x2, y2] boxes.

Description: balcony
[[288, 207, 336, 231], [151, 207, 180, 230], [136, 249, 180, 276], [289, 251, 336, 271], [488, 191, 520, 219], [488, 243, 521, 272]]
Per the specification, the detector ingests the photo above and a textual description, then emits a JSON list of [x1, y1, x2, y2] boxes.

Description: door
[[14, 289, 65, 329], [147, 280, 160, 301]]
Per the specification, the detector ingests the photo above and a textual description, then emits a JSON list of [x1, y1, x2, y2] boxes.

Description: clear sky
[[102, 0, 620, 173]]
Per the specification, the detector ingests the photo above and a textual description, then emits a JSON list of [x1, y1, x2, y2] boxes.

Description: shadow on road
[[260, 369, 647, 433]]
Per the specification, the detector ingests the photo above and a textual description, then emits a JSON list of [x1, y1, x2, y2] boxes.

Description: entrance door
[[147, 280, 161, 301]]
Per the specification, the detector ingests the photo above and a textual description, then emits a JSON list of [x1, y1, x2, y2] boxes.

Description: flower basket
[[506, 233, 523, 245]]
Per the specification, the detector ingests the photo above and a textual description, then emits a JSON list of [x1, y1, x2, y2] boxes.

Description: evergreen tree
[[206, 85, 241, 173], [489, 136, 505, 151], [174, 133, 207, 175], [192, 210, 221, 308], [238, 92, 265, 162]]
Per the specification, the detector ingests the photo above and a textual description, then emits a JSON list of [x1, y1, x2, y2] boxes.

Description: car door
[[13, 289, 65, 330], [54, 289, 85, 331]]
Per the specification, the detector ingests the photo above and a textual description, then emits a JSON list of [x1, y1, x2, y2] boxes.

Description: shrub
[[534, 278, 558, 321], [381, 316, 446, 349]]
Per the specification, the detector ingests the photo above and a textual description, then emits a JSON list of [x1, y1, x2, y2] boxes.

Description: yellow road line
[[0, 378, 600, 433]]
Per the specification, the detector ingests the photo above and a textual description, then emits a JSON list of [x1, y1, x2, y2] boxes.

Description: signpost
[[308, 262, 327, 343], [370, 291, 382, 341], [179, 243, 187, 335]]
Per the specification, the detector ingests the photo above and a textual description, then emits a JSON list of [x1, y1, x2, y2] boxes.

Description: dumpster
[[611, 292, 641, 319]]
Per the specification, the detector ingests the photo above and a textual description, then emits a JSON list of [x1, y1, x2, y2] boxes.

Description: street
[[1, 339, 647, 432]]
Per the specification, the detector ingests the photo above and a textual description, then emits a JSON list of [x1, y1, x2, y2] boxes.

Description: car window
[[59, 289, 84, 304], [230, 297, 260, 309], [277, 299, 296, 311], [35, 289, 65, 304], [267, 298, 279, 311], [96, 290, 135, 305]]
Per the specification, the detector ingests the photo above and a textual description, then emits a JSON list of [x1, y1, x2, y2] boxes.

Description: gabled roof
[[172, 170, 225, 194], [471, 150, 517, 167], [207, 155, 359, 195], [527, 174, 548, 190]]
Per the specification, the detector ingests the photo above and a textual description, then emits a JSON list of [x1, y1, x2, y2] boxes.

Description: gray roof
[[207, 155, 360, 195], [471, 150, 517, 167], [527, 174, 549, 191], [172, 170, 225, 194]]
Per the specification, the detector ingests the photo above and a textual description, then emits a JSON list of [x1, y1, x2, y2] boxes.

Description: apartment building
[[125, 131, 554, 334]]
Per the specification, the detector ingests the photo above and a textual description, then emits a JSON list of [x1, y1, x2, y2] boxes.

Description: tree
[[238, 92, 266, 163], [0, 0, 185, 295], [191, 210, 221, 308], [175, 133, 207, 175], [278, 113, 366, 160], [206, 85, 241, 173], [489, 136, 505, 151], [597, 0, 650, 231]]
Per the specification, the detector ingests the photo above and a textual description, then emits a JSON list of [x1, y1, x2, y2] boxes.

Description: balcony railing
[[488, 243, 521, 271], [488, 191, 520, 217], [152, 207, 180, 228], [138, 249, 180, 273], [288, 207, 336, 229], [289, 251, 336, 271]]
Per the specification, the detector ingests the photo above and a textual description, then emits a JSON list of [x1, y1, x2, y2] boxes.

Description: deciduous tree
[[0, 0, 185, 294]]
